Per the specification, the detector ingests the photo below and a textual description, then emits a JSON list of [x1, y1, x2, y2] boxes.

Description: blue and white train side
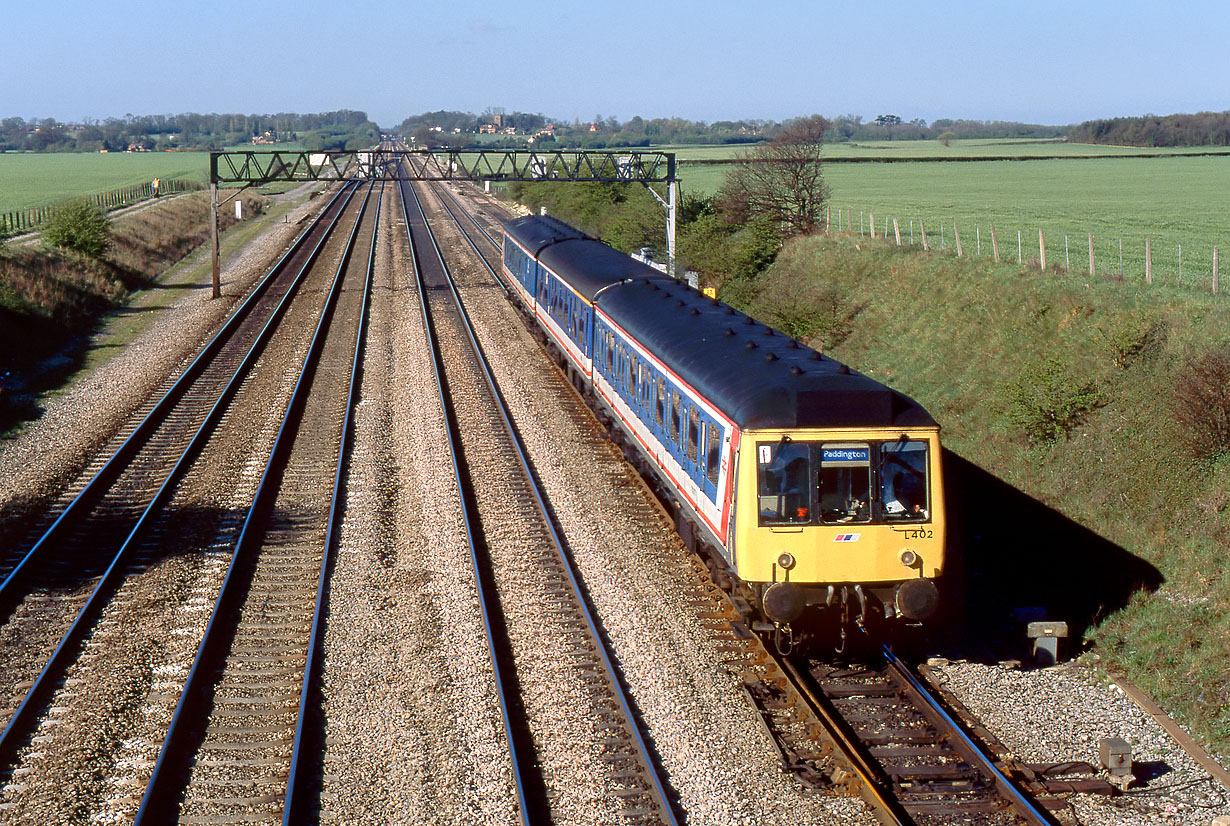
[[501, 214, 945, 645]]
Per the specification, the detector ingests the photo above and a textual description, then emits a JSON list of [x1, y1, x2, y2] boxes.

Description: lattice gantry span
[[209, 149, 677, 184]]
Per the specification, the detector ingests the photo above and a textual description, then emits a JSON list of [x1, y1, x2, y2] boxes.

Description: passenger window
[[655, 379, 665, 426], [818, 443, 871, 524], [758, 441, 811, 524], [705, 424, 721, 485], [880, 440, 929, 521], [686, 408, 699, 463], [670, 391, 682, 445]]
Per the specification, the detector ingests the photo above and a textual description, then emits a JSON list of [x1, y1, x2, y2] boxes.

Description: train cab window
[[705, 424, 722, 485], [686, 408, 699, 463], [757, 440, 810, 524], [669, 391, 683, 445], [880, 440, 929, 521], [818, 443, 871, 524]]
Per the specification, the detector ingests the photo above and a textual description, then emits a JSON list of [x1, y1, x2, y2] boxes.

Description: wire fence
[[827, 207, 1223, 295], [0, 178, 202, 235]]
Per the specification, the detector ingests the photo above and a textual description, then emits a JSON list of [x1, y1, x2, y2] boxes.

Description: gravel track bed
[[0, 188, 350, 823], [318, 183, 516, 825], [931, 659, 1230, 826], [429, 283, 647, 824], [431, 184, 877, 825]]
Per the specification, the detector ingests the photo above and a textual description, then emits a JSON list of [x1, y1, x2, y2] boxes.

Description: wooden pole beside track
[[210, 182, 220, 299]]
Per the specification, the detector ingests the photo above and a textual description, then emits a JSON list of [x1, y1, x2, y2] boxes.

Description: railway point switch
[[1026, 620, 1069, 666]]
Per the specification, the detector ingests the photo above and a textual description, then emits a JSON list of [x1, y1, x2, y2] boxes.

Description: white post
[[1018, 230, 1022, 264], [1065, 235, 1069, 271], [910, 219, 914, 245], [977, 225, 981, 256]]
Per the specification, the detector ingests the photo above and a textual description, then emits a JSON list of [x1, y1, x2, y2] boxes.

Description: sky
[[6, 0, 1229, 129]]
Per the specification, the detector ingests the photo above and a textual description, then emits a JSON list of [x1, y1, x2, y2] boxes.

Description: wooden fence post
[[954, 220, 963, 257], [919, 219, 929, 251], [1145, 239, 1152, 284], [1039, 229, 1046, 271], [893, 218, 901, 246], [990, 224, 1000, 263], [1088, 233, 1095, 277]]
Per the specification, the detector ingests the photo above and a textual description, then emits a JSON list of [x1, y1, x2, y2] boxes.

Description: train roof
[[504, 214, 587, 256], [505, 215, 671, 302], [596, 280, 936, 431]]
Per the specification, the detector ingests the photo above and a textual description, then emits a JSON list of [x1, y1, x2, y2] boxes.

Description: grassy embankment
[[734, 230, 1230, 754], [0, 187, 291, 431]]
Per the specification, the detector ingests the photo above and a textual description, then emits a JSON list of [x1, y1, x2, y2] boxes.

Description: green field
[[0, 152, 209, 213], [676, 146, 1230, 286]]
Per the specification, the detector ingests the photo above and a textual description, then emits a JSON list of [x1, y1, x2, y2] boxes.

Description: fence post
[[1017, 230, 1022, 265], [1145, 238, 1152, 284], [1214, 246, 1220, 294], [1039, 229, 1046, 271], [920, 219, 929, 251], [1065, 235, 1070, 271], [990, 224, 999, 263], [870, 212, 876, 239], [893, 217, 901, 246], [1088, 233, 1095, 277], [954, 220, 963, 257], [1179, 245, 1183, 285]]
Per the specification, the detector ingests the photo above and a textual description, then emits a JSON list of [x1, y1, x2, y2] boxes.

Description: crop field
[[0, 152, 209, 213], [676, 145, 1230, 286]]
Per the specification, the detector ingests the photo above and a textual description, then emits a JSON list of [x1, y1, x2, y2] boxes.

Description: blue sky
[[7, 0, 1228, 128]]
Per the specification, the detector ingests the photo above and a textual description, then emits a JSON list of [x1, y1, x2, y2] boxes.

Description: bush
[[41, 200, 111, 258], [1172, 346, 1230, 461], [1006, 356, 1104, 445]]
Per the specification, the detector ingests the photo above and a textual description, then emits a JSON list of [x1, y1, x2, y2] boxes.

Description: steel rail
[[0, 183, 352, 601], [282, 180, 383, 824], [405, 177, 680, 826], [395, 171, 533, 826], [133, 181, 375, 824], [422, 180, 509, 295], [0, 181, 362, 773], [881, 645, 1061, 826], [777, 656, 912, 826]]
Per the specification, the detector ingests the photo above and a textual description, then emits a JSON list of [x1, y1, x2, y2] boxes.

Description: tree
[[718, 114, 830, 237], [41, 200, 111, 258]]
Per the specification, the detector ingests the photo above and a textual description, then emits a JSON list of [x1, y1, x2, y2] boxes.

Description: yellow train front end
[[733, 427, 945, 644]]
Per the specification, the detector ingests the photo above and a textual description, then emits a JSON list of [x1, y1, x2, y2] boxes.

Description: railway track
[[0, 179, 375, 823], [429, 179, 1103, 826], [401, 173, 680, 825]]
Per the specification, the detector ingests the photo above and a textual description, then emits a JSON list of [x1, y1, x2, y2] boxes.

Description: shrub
[[1172, 346, 1230, 461], [1006, 356, 1104, 444], [41, 200, 111, 259]]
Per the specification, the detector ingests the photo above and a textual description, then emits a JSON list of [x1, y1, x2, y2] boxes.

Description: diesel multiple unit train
[[501, 214, 944, 649]]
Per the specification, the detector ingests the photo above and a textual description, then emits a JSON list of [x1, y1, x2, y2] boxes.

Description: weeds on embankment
[[0, 191, 267, 430], [728, 232, 1230, 753]]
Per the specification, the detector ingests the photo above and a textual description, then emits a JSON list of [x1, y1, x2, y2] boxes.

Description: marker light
[[777, 552, 796, 570], [899, 549, 918, 568]]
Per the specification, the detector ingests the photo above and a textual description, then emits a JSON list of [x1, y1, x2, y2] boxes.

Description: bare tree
[[719, 115, 830, 237]]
